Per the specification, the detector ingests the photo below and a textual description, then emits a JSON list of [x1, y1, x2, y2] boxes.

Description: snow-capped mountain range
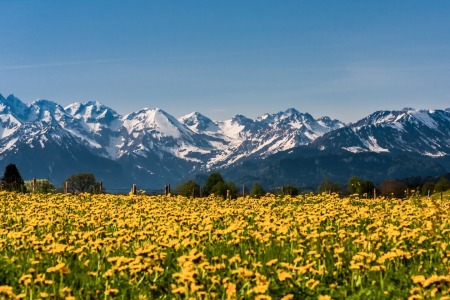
[[0, 93, 343, 166], [312, 108, 450, 157], [0, 93, 449, 187]]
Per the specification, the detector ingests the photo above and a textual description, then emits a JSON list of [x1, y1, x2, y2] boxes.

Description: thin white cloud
[[0, 58, 131, 70], [0, 41, 360, 71]]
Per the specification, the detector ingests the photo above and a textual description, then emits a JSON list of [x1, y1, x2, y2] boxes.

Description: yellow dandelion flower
[[105, 288, 119, 295], [411, 275, 426, 284], [18, 274, 32, 286], [255, 295, 272, 300], [228, 254, 241, 264], [266, 259, 278, 266], [226, 282, 236, 295], [46, 262, 65, 273], [277, 270, 292, 281], [0, 286, 18, 299]]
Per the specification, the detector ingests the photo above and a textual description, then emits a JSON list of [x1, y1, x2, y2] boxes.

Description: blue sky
[[1, 1, 450, 123]]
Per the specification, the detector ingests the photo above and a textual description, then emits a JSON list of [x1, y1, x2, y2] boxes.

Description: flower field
[[1, 191, 450, 299]]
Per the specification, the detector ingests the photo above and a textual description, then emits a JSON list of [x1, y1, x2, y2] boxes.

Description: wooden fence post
[[165, 185, 169, 196], [99, 181, 103, 194], [64, 181, 68, 194], [373, 188, 377, 200], [32, 178, 37, 193], [226, 190, 231, 200], [428, 190, 431, 199], [132, 184, 137, 195]]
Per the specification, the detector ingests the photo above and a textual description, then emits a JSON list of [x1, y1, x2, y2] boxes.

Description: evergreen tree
[[226, 181, 238, 199], [250, 183, 265, 198], [175, 180, 200, 197], [348, 177, 375, 197], [435, 177, 450, 192], [211, 181, 228, 197], [348, 176, 363, 195], [421, 182, 435, 196], [281, 185, 299, 196], [203, 172, 237, 199], [361, 180, 375, 197], [203, 173, 225, 195], [1, 163, 26, 192]]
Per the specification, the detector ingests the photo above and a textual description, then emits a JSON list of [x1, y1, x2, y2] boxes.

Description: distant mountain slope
[[222, 147, 448, 190]]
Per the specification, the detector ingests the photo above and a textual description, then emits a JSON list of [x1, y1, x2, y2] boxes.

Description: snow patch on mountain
[[65, 128, 103, 149], [0, 113, 21, 138], [410, 110, 439, 129], [343, 146, 366, 153], [365, 136, 389, 153], [218, 118, 246, 140], [0, 137, 18, 154]]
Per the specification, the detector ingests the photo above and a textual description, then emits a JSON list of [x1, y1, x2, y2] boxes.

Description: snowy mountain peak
[[31, 99, 64, 110], [65, 101, 120, 125], [256, 113, 271, 121], [28, 99, 70, 125], [66, 100, 109, 115], [231, 114, 253, 125], [257, 108, 311, 124], [64, 102, 82, 115], [6, 94, 22, 104], [85, 100, 102, 107], [354, 108, 446, 130], [275, 108, 305, 122], [179, 111, 209, 124], [314, 108, 450, 157], [284, 107, 301, 116], [354, 110, 399, 127], [123, 107, 191, 138], [179, 112, 219, 133], [0, 94, 29, 120], [317, 116, 345, 129]]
